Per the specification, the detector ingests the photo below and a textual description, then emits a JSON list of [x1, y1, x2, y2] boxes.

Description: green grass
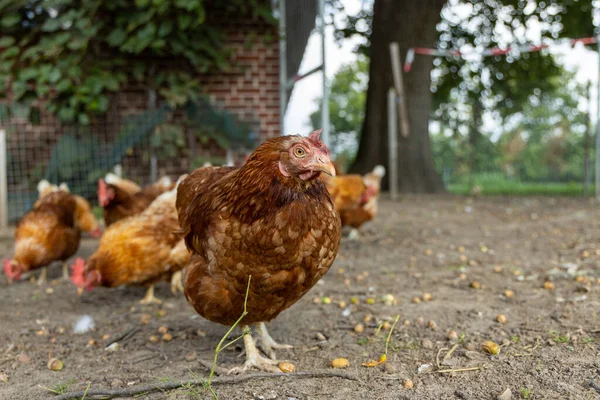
[[520, 387, 533, 399], [448, 181, 593, 196]]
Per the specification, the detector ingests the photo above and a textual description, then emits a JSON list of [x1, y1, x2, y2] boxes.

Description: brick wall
[[200, 22, 281, 140]]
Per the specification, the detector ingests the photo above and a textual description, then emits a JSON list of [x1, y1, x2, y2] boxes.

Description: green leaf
[[107, 28, 127, 47], [0, 36, 15, 47], [35, 83, 50, 98], [67, 36, 87, 50], [58, 106, 76, 122], [158, 20, 172, 37], [41, 18, 61, 32], [0, 13, 20, 28], [18, 67, 38, 81], [20, 45, 41, 60], [0, 46, 18, 60], [12, 81, 27, 100], [133, 63, 145, 81], [48, 68, 62, 84], [177, 14, 192, 30], [55, 79, 72, 93], [78, 113, 90, 125], [135, 0, 150, 7]]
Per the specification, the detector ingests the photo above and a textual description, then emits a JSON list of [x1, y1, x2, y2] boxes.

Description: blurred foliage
[[310, 56, 368, 165], [0, 0, 274, 124], [184, 100, 257, 150], [328, 0, 595, 189], [150, 123, 185, 159], [432, 68, 590, 184]]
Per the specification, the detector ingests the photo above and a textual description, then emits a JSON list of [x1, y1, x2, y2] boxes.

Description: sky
[[284, 0, 364, 135], [283, 0, 600, 139]]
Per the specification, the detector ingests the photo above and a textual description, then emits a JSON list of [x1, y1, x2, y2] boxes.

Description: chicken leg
[[37, 267, 47, 285], [139, 285, 162, 305], [170, 271, 184, 294], [62, 262, 70, 280], [228, 325, 280, 374], [254, 322, 293, 360]]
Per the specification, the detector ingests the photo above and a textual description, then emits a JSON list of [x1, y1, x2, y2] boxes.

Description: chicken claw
[[139, 285, 162, 305], [228, 326, 281, 374], [170, 271, 184, 295], [255, 322, 293, 360], [37, 267, 47, 285]]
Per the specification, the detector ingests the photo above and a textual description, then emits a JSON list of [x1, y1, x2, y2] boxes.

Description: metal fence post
[[278, 0, 287, 136], [319, 0, 330, 147], [0, 129, 8, 228], [388, 88, 398, 200]]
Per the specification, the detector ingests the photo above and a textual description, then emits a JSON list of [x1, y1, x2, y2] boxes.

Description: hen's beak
[[77, 287, 84, 296], [312, 156, 336, 177]]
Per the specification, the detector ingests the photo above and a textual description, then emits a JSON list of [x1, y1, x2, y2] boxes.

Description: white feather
[[372, 165, 386, 178], [73, 315, 95, 334], [37, 180, 51, 194], [104, 173, 121, 185], [157, 176, 172, 188]]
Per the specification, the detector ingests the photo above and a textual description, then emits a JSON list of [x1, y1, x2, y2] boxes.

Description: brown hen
[[4, 189, 100, 284], [98, 175, 173, 227], [72, 177, 189, 304], [178, 130, 341, 372], [323, 165, 385, 239]]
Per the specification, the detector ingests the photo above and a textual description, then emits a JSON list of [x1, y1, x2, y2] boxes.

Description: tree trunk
[[350, 0, 446, 193]]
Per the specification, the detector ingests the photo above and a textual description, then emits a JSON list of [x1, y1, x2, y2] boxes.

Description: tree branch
[[51, 370, 359, 400]]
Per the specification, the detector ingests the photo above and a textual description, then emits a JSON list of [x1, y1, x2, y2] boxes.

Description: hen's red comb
[[98, 179, 106, 199], [70, 257, 86, 285], [308, 129, 323, 143], [3, 259, 12, 277]]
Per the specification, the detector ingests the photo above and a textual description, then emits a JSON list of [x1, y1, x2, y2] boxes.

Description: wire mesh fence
[[0, 99, 259, 224]]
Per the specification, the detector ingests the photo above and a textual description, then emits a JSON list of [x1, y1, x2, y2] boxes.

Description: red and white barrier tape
[[403, 36, 598, 72]]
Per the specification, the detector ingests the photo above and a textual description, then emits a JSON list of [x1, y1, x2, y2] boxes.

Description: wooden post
[[389, 42, 410, 138], [0, 129, 8, 228], [596, 37, 600, 198], [388, 88, 399, 200]]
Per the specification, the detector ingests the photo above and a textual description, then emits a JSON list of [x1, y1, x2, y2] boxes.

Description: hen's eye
[[294, 147, 306, 157]]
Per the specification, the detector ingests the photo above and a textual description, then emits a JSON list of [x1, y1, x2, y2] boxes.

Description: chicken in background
[[4, 184, 101, 284], [71, 176, 189, 304], [104, 173, 141, 195], [177, 130, 341, 372], [323, 165, 386, 239], [98, 174, 173, 227]]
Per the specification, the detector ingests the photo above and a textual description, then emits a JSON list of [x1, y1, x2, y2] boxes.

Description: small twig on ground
[[589, 380, 600, 394], [129, 354, 159, 365], [104, 327, 139, 348], [50, 370, 359, 400], [442, 344, 459, 364], [436, 366, 481, 374], [198, 359, 229, 376]]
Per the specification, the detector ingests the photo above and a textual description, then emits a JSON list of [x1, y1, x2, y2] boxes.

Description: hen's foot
[[347, 228, 360, 241], [37, 267, 47, 285], [139, 285, 162, 305], [227, 326, 281, 374], [255, 322, 293, 360], [170, 271, 184, 295]]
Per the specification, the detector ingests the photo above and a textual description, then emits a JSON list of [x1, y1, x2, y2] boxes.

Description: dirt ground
[[1, 195, 600, 400]]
